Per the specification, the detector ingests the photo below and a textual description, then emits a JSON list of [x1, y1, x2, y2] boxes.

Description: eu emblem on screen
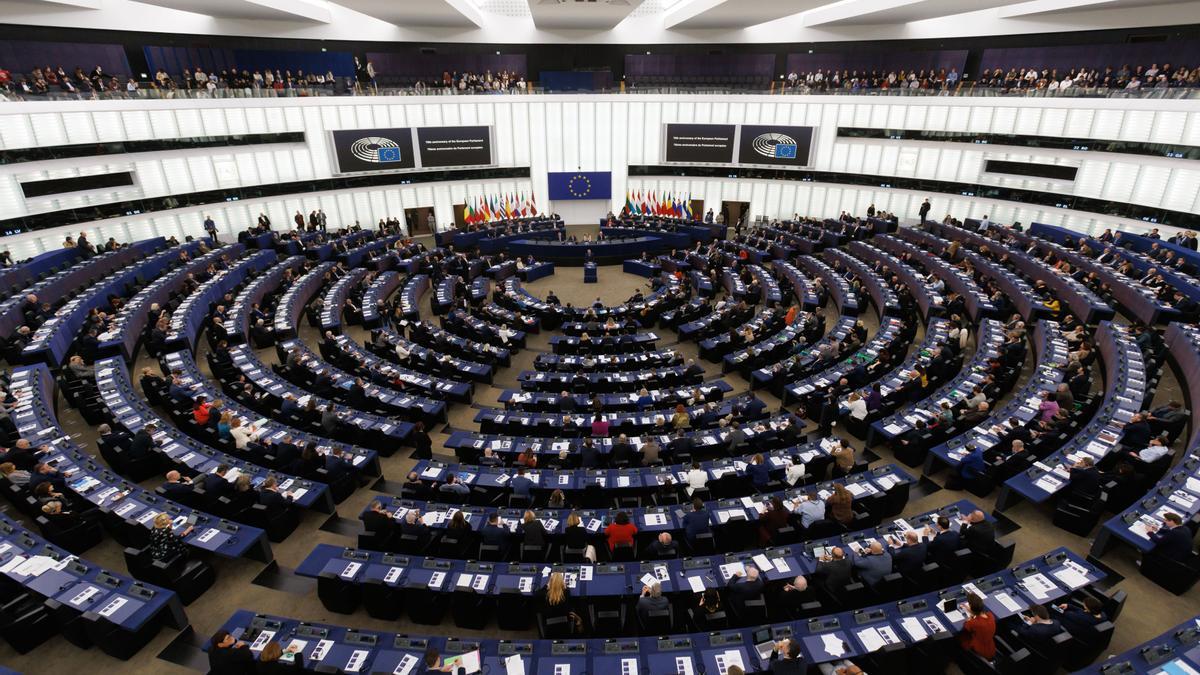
[[774, 144, 798, 159], [567, 174, 592, 198], [377, 147, 402, 163]]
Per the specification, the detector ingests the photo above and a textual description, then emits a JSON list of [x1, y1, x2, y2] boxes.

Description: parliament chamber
[[1, 4, 1200, 675]]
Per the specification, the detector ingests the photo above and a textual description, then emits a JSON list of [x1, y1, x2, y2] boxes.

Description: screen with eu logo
[[330, 128, 416, 173]]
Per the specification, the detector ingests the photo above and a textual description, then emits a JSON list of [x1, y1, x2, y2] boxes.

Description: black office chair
[[0, 591, 56, 654], [611, 540, 636, 562], [450, 589, 491, 629], [1139, 550, 1200, 594], [316, 571, 362, 614], [589, 601, 626, 635], [497, 589, 532, 630], [403, 580, 450, 625], [538, 614, 573, 639], [637, 607, 674, 636], [122, 546, 216, 605], [362, 577, 404, 620]]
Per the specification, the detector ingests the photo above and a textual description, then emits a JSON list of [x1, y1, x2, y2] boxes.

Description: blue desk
[[23, 240, 198, 366], [517, 364, 703, 394], [0, 247, 83, 295], [520, 262, 555, 282], [443, 219, 564, 250], [410, 448, 884, 503], [445, 413, 801, 461], [1000, 322, 1146, 511], [273, 261, 333, 341], [163, 250, 277, 353], [750, 317, 856, 394], [364, 462, 909, 543], [701, 308, 783, 362], [398, 275, 430, 320], [0, 512, 186, 636], [370, 327, 494, 384], [535, 350, 681, 372], [162, 350, 382, 479], [327, 334, 473, 402], [800, 256, 859, 315], [876, 234, 997, 321], [1094, 322, 1200, 556], [94, 356, 332, 513], [724, 312, 814, 377], [871, 318, 1004, 444], [362, 271, 403, 329], [507, 237, 673, 265], [824, 248, 902, 318], [1077, 615, 1200, 674], [8, 365, 272, 562], [477, 393, 763, 437], [224, 255, 306, 345], [0, 239, 164, 338], [443, 309, 526, 350], [216, 545, 1100, 671], [320, 269, 369, 332], [783, 316, 907, 406], [846, 241, 939, 320], [276, 337, 444, 427], [925, 320, 1068, 475]]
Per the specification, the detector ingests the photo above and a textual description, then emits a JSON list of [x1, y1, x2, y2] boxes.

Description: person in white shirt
[[229, 417, 257, 450], [785, 456, 807, 486], [844, 391, 868, 421], [1134, 438, 1170, 463], [395, 342, 411, 361], [685, 462, 708, 495]]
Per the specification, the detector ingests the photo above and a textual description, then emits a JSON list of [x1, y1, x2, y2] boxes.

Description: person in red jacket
[[958, 593, 997, 660], [192, 396, 211, 425], [605, 511, 638, 552]]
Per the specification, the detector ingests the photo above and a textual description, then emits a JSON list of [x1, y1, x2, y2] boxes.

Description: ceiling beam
[[997, 0, 1117, 17]]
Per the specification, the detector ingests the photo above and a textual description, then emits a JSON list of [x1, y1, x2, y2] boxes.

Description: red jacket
[[959, 612, 997, 660], [605, 521, 638, 551]]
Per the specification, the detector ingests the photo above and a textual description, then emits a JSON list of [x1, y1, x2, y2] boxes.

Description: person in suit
[[757, 496, 791, 546], [850, 541, 893, 588], [362, 500, 394, 537], [208, 629, 255, 674], [765, 638, 805, 675], [1067, 456, 1101, 499], [747, 453, 771, 491], [399, 510, 429, 540], [725, 565, 765, 612], [579, 438, 602, 469], [1015, 604, 1063, 655], [1056, 596, 1107, 644], [959, 510, 996, 555], [510, 467, 534, 499], [411, 421, 433, 460], [811, 547, 852, 595], [636, 581, 671, 624], [682, 497, 712, 547], [610, 435, 636, 466], [924, 516, 960, 565], [161, 470, 193, 500], [128, 424, 157, 461], [1119, 413, 1152, 449], [202, 464, 234, 500], [1146, 512, 1194, 562], [890, 529, 928, 576], [258, 477, 293, 512], [644, 532, 677, 559], [481, 513, 511, 549]]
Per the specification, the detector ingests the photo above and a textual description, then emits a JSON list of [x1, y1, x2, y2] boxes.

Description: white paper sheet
[[687, 575, 706, 593], [820, 634, 846, 657]]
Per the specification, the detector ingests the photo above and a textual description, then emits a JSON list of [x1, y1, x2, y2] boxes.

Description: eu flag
[[548, 171, 612, 200]]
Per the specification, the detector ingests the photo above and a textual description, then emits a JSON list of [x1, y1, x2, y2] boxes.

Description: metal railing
[[2, 81, 1197, 102]]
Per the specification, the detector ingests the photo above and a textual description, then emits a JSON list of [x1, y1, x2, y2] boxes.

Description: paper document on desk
[[856, 627, 886, 652], [994, 591, 1022, 613], [504, 655, 527, 675], [716, 650, 744, 675], [718, 562, 745, 580], [820, 634, 846, 658], [900, 617, 928, 641], [751, 554, 774, 572], [687, 575, 706, 593], [1021, 573, 1057, 600]]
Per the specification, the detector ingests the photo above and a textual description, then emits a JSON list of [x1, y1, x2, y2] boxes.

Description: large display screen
[[736, 125, 814, 167], [417, 126, 494, 168], [664, 124, 737, 164], [330, 128, 416, 173]]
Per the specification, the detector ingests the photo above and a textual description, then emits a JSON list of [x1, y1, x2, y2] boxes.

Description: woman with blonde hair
[[520, 509, 547, 547], [257, 640, 304, 673], [150, 512, 192, 561]]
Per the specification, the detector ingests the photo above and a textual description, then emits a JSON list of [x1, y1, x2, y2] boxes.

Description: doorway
[[721, 200, 750, 235], [689, 199, 705, 223], [405, 206, 435, 235]]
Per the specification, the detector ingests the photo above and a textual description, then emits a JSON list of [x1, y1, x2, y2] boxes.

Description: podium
[[584, 263, 597, 283]]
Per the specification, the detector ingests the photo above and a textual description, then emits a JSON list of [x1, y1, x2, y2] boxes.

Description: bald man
[[779, 575, 814, 614], [891, 529, 928, 576], [850, 541, 893, 588], [646, 532, 677, 559], [160, 470, 193, 500], [960, 510, 996, 555], [812, 546, 852, 594]]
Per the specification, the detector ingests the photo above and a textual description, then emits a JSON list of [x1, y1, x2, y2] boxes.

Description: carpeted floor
[[1, 226, 1196, 674]]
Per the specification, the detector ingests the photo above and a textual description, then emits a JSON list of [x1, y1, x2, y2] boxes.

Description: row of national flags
[[621, 190, 694, 219], [463, 193, 539, 224]]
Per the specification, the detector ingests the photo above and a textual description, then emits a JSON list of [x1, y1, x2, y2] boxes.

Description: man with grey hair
[[637, 581, 670, 622]]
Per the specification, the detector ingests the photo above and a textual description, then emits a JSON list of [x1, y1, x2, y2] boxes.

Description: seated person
[[636, 582, 671, 624], [1015, 604, 1063, 655], [1146, 512, 1194, 562], [849, 541, 893, 588], [957, 593, 996, 660]]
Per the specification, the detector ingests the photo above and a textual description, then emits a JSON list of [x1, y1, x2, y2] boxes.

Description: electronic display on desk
[[737, 125, 814, 168], [416, 126, 494, 168], [664, 123, 737, 164], [330, 127, 417, 174]]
